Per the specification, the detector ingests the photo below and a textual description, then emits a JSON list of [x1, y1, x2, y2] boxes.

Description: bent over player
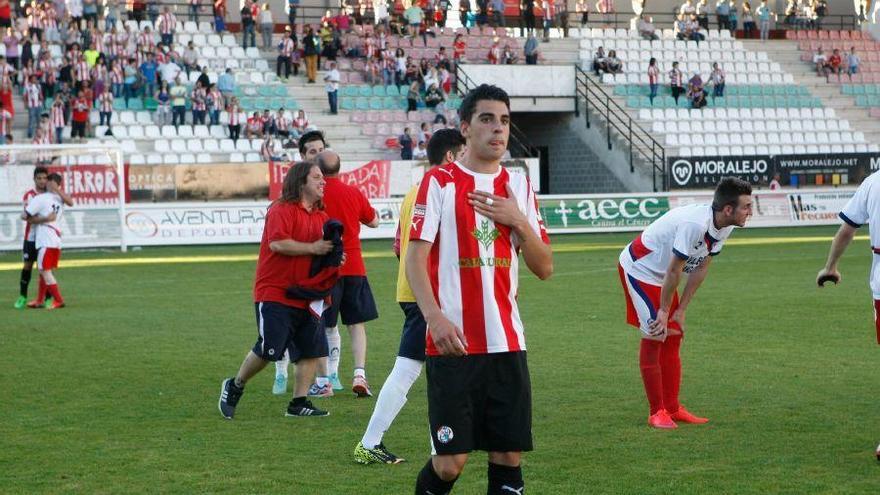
[[407, 85, 552, 495], [815, 169, 880, 459], [618, 177, 752, 429]]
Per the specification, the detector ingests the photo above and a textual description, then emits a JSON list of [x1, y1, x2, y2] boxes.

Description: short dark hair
[[712, 177, 752, 211], [427, 129, 466, 166], [47, 172, 63, 185], [34, 166, 49, 178], [458, 84, 510, 124], [298, 130, 326, 154]]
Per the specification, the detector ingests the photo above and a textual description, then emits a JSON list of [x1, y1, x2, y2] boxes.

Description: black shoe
[[218, 377, 244, 419], [285, 399, 329, 417]]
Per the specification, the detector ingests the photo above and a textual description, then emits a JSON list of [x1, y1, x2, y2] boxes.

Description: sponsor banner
[[48, 164, 129, 204], [786, 190, 856, 224], [0, 206, 121, 251], [668, 153, 880, 189], [128, 165, 176, 201], [269, 160, 392, 201], [538, 194, 670, 232]]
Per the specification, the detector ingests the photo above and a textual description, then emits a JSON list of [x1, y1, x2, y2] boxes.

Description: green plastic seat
[[614, 86, 627, 96], [113, 97, 127, 110], [127, 98, 143, 110], [866, 85, 879, 95], [273, 86, 287, 97], [355, 98, 370, 110], [284, 98, 299, 110], [369, 97, 383, 110], [340, 99, 355, 111], [143, 97, 158, 111], [626, 96, 640, 107], [358, 85, 372, 97], [371, 85, 385, 97]]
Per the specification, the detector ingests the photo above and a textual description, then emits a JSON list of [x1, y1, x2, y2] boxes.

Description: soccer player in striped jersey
[[14, 167, 48, 309], [354, 129, 467, 465], [408, 85, 552, 495], [618, 177, 752, 429], [815, 168, 880, 460], [24, 173, 72, 309]]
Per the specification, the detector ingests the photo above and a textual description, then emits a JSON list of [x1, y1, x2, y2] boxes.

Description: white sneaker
[[272, 374, 287, 395]]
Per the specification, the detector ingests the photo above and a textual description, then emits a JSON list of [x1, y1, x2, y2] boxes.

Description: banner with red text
[[48, 164, 130, 204], [269, 160, 391, 201]]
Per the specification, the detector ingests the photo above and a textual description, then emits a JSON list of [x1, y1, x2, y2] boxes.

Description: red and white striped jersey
[[648, 65, 659, 84], [158, 12, 177, 34], [0, 109, 12, 135], [22, 189, 38, 242], [50, 103, 65, 127], [24, 83, 42, 108], [228, 105, 240, 125], [39, 58, 56, 83], [275, 114, 290, 131], [139, 31, 156, 49], [74, 60, 90, 82], [191, 87, 206, 111], [109, 65, 123, 84], [28, 6, 44, 29], [207, 88, 223, 109], [43, 7, 58, 29], [409, 162, 550, 356], [669, 68, 682, 87], [280, 37, 295, 57], [90, 63, 108, 82], [619, 203, 733, 285], [25, 192, 63, 249], [98, 91, 114, 112]]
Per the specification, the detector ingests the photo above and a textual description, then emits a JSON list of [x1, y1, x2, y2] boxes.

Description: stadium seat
[[171, 139, 188, 153], [146, 153, 163, 164], [178, 125, 194, 138], [220, 139, 236, 152], [203, 139, 219, 153], [197, 153, 212, 163], [229, 152, 245, 162], [179, 153, 197, 164], [163, 153, 178, 165]]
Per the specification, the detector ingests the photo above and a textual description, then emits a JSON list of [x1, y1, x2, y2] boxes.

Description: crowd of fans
[[812, 45, 861, 76]]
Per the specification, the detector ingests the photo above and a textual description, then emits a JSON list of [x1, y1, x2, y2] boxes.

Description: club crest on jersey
[[436, 426, 454, 444], [472, 220, 500, 249]]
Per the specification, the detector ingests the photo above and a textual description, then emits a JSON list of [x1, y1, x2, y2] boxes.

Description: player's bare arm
[[817, 223, 857, 286], [674, 256, 713, 332], [649, 255, 687, 337], [468, 184, 553, 280], [405, 239, 467, 356], [25, 212, 57, 224], [269, 238, 334, 256]]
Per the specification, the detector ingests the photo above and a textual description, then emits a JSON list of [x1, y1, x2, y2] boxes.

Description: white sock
[[275, 350, 290, 378], [326, 326, 341, 376], [354, 367, 366, 380], [361, 357, 423, 449]]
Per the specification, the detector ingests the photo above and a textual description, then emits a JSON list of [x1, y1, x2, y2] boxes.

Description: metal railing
[[453, 64, 540, 160], [574, 65, 666, 191]]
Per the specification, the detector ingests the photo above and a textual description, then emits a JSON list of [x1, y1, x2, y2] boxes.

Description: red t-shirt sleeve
[[358, 191, 377, 224], [265, 204, 293, 243]]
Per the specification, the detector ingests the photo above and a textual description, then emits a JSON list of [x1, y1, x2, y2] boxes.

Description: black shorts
[[22, 240, 37, 263], [323, 275, 379, 327], [71, 121, 86, 138], [426, 351, 532, 455], [252, 302, 328, 362], [397, 302, 426, 361]]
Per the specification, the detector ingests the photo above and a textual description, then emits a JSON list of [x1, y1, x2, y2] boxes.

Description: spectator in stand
[[769, 172, 781, 190], [696, 0, 709, 30], [453, 33, 466, 63], [576, 0, 589, 26], [413, 140, 427, 159], [70, 91, 89, 140], [240, 0, 256, 49], [435, 46, 451, 71], [522, 0, 535, 36], [638, 14, 658, 40], [189, 0, 201, 22], [214, 0, 227, 32], [157, 6, 177, 46], [246, 110, 264, 138], [715, 0, 729, 31], [4, 28, 19, 70], [274, 107, 290, 138], [292, 109, 308, 138], [24, 75, 42, 138], [688, 72, 707, 108], [813, 45, 828, 75], [647, 57, 659, 104], [848, 47, 860, 75], [502, 42, 519, 64], [140, 52, 158, 98], [688, 14, 705, 42], [555, 0, 568, 36], [147, 0, 160, 25], [261, 133, 282, 160], [424, 83, 445, 112], [417, 121, 430, 144], [605, 50, 622, 74], [828, 48, 842, 75], [227, 97, 242, 142], [524, 32, 538, 64], [487, 37, 501, 64], [596, 0, 614, 25], [669, 61, 684, 104], [278, 30, 296, 80], [303, 25, 319, 83], [122, 57, 137, 105], [259, 3, 274, 50], [710, 62, 725, 97], [49, 95, 64, 143], [742, 1, 755, 38], [98, 86, 113, 129], [170, 76, 187, 128], [399, 126, 413, 159], [182, 41, 198, 75], [404, 3, 423, 39], [541, 0, 552, 42], [407, 81, 419, 112], [288, 0, 299, 26], [365, 56, 380, 85], [592, 46, 607, 74], [0, 0, 10, 31], [203, 83, 221, 127], [756, 0, 771, 41], [217, 67, 235, 96], [491, 0, 505, 27], [155, 80, 171, 125], [324, 61, 339, 114], [192, 81, 207, 125]]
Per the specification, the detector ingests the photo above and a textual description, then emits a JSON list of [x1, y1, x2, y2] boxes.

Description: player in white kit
[[816, 169, 880, 460], [24, 173, 67, 309], [618, 177, 753, 429]]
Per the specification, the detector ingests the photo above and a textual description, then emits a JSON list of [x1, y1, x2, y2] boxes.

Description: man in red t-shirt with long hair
[[218, 161, 337, 420]]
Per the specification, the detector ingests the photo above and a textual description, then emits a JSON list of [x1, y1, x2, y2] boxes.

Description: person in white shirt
[[618, 177, 753, 429], [413, 140, 427, 159], [323, 61, 340, 114], [23, 173, 69, 309], [816, 153, 880, 462]]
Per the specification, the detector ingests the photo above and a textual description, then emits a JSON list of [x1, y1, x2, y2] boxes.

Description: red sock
[[639, 339, 664, 415], [660, 334, 683, 414], [46, 284, 64, 304], [37, 277, 47, 303]]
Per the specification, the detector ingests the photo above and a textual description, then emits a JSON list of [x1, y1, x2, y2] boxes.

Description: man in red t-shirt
[[70, 94, 90, 141], [828, 48, 843, 75], [307, 149, 380, 398], [407, 85, 552, 494], [219, 161, 337, 420]]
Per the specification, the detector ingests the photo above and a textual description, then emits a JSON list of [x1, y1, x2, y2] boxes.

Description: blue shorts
[[252, 302, 328, 362], [323, 276, 379, 327], [397, 302, 426, 361]]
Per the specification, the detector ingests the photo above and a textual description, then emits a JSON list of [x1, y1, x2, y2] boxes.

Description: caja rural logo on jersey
[[459, 220, 511, 268]]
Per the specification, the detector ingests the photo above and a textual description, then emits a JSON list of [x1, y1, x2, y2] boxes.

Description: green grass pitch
[[1, 226, 878, 494]]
